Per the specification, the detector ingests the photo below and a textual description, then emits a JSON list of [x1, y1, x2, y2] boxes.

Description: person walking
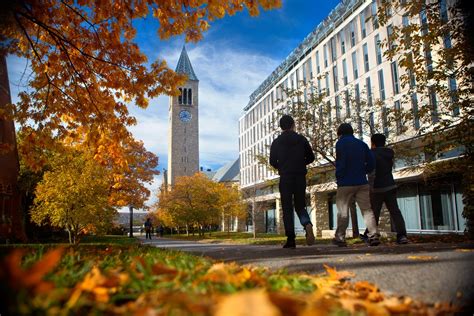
[[270, 115, 316, 249], [144, 218, 153, 240], [333, 123, 380, 247], [360, 133, 408, 244]]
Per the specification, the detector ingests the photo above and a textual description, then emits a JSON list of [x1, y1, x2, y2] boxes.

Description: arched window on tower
[[183, 88, 188, 105], [178, 88, 183, 104], [188, 89, 192, 105]]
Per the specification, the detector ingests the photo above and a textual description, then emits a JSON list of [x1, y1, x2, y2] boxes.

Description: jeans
[[364, 188, 407, 238], [335, 184, 379, 241], [279, 175, 311, 240]]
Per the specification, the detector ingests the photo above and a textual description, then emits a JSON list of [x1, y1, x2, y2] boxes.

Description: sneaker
[[369, 238, 380, 246], [396, 235, 408, 244], [332, 238, 347, 247], [305, 224, 315, 246], [359, 233, 369, 244], [283, 240, 296, 249]]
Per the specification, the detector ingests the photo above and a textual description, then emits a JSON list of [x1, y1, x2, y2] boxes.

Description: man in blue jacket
[[333, 123, 380, 247], [270, 115, 315, 248]]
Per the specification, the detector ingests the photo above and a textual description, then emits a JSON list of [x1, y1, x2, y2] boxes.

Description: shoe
[[332, 238, 347, 247], [396, 236, 408, 244], [305, 224, 315, 246], [369, 238, 380, 246], [359, 233, 369, 244], [283, 240, 296, 249]]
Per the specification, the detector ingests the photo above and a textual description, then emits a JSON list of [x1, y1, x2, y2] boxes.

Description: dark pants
[[279, 175, 311, 240], [365, 189, 407, 238], [146, 229, 152, 239]]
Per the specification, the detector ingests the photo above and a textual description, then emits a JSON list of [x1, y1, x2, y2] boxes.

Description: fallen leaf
[[454, 248, 473, 252], [323, 264, 354, 280], [214, 290, 282, 316], [407, 255, 436, 261]]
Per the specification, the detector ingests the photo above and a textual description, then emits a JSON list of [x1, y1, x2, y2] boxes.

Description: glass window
[[397, 184, 421, 230], [330, 37, 337, 62], [178, 88, 183, 104], [429, 87, 438, 123], [332, 65, 338, 92], [351, 51, 358, 79], [325, 74, 330, 96], [419, 184, 456, 231], [345, 90, 350, 118], [335, 95, 341, 119], [411, 93, 420, 129], [374, 34, 382, 65], [363, 43, 369, 72], [371, 0, 379, 29], [378, 69, 385, 101], [340, 31, 346, 54], [323, 44, 328, 68], [342, 59, 348, 85], [366, 76, 372, 107], [350, 19, 357, 47], [391, 61, 400, 95], [188, 89, 192, 104], [394, 100, 401, 134], [360, 11, 367, 38], [316, 51, 321, 74]]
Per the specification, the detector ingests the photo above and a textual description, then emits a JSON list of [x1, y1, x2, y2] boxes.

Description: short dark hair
[[279, 115, 295, 130], [337, 123, 353, 136], [371, 133, 386, 147]]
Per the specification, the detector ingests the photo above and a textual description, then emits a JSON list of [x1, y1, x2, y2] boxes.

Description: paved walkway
[[140, 237, 474, 309]]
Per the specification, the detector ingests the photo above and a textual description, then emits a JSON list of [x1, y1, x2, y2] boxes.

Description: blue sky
[[7, 0, 340, 207]]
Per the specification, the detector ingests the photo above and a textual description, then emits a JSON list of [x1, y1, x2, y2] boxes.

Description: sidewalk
[[140, 236, 474, 309]]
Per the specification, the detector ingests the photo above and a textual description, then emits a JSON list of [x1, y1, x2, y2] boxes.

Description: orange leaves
[[407, 255, 436, 261], [67, 266, 129, 307], [215, 290, 282, 316], [0, 247, 63, 294], [323, 264, 355, 281]]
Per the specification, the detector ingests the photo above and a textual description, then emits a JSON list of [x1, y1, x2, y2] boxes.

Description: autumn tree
[[30, 149, 116, 244], [154, 173, 221, 236], [375, 0, 474, 236], [0, 0, 281, 171]]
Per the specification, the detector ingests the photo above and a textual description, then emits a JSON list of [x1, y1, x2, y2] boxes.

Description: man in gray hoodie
[[362, 133, 408, 244], [270, 115, 315, 248]]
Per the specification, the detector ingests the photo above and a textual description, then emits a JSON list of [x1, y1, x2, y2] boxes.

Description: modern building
[[168, 46, 200, 186], [238, 0, 466, 236]]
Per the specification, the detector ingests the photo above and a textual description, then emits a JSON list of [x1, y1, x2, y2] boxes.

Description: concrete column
[[275, 198, 285, 234], [313, 192, 330, 238]]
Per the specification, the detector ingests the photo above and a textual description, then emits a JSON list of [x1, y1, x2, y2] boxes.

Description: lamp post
[[129, 205, 133, 238]]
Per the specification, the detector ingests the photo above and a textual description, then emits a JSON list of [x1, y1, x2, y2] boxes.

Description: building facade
[[168, 46, 200, 186], [238, 0, 466, 236]]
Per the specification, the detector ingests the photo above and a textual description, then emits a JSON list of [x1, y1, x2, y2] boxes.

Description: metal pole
[[129, 205, 133, 237]]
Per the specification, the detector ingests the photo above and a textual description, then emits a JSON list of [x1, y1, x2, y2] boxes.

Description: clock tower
[[167, 46, 199, 186]]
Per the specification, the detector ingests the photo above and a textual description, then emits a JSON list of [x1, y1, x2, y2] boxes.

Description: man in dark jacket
[[333, 123, 379, 247], [362, 134, 408, 244], [270, 115, 315, 248]]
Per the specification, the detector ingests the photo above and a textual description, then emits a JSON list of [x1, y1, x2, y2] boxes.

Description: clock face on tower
[[179, 110, 192, 122]]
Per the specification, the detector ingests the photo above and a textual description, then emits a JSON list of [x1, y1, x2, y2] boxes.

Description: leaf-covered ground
[[0, 237, 460, 315]]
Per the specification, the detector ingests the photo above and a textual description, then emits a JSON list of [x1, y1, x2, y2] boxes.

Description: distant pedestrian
[[144, 218, 153, 240], [158, 224, 164, 238], [333, 123, 380, 247], [361, 133, 408, 244], [270, 115, 316, 249]]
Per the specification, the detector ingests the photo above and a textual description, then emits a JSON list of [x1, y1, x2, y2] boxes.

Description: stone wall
[[311, 192, 330, 237]]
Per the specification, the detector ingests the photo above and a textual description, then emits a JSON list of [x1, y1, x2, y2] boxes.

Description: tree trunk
[[67, 228, 72, 244], [252, 201, 256, 239], [129, 206, 134, 238], [186, 224, 189, 236]]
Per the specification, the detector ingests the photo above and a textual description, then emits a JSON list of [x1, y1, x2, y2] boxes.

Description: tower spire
[[175, 45, 198, 81]]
